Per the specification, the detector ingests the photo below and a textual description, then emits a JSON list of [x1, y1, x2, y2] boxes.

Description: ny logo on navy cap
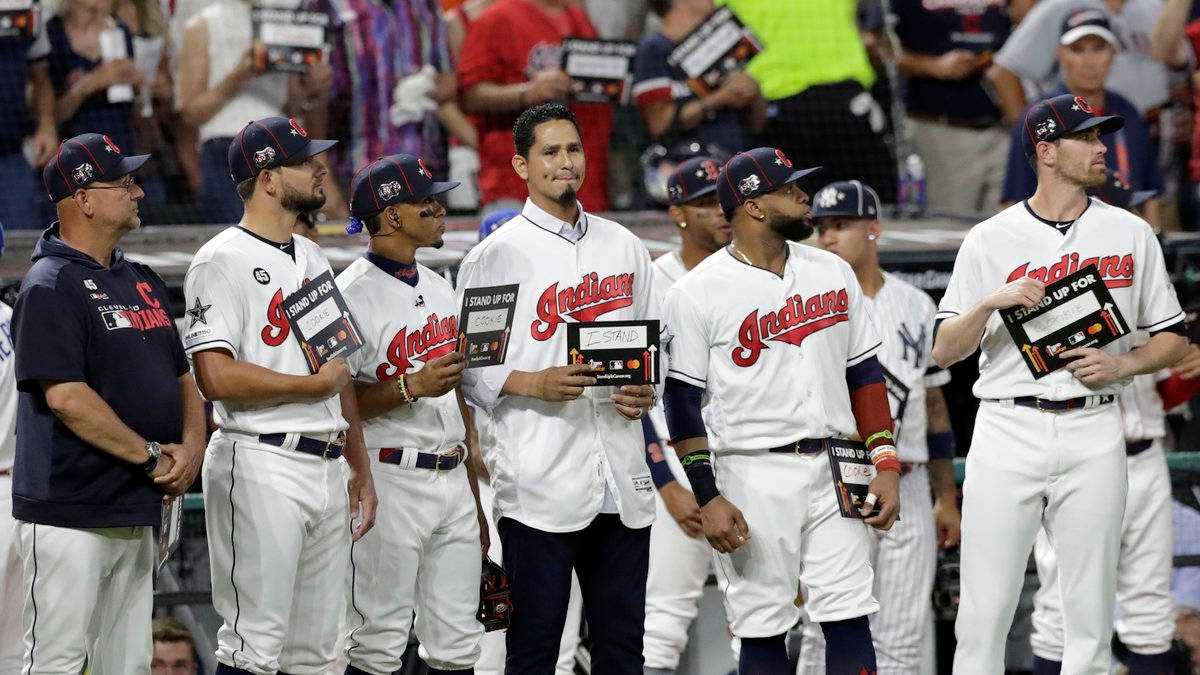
[[716, 147, 820, 217], [347, 153, 460, 228], [1022, 93, 1124, 157], [811, 180, 881, 220], [43, 133, 150, 203], [227, 117, 337, 184], [666, 156, 722, 206]]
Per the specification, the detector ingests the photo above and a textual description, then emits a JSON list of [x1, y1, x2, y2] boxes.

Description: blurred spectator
[[0, 11, 56, 229], [1000, 10, 1163, 227], [457, 0, 613, 213], [890, 0, 1011, 214], [165, 0, 210, 198], [446, 0, 498, 69], [987, 0, 1170, 125], [305, 0, 474, 215], [151, 617, 198, 675], [631, 0, 765, 157], [46, 0, 138, 155], [719, 0, 898, 202], [1178, 607, 1200, 674], [583, 0, 646, 40], [1150, 0, 1199, 230], [178, 0, 328, 224]]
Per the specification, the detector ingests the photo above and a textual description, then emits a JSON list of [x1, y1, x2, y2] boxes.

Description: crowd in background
[[2, 0, 1200, 230]]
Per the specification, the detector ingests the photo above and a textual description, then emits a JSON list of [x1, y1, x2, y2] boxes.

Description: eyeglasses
[[86, 177, 137, 193]]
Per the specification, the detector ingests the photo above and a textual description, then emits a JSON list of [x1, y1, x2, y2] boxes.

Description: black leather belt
[[379, 446, 464, 471], [1125, 439, 1153, 456], [1011, 394, 1115, 412], [768, 438, 827, 454], [259, 432, 344, 460]]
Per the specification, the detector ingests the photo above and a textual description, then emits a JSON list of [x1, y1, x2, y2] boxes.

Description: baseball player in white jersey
[[796, 179, 960, 674], [662, 146, 903, 674], [183, 117, 378, 674], [456, 102, 659, 673], [643, 156, 729, 674], [933, 94, 1187, 674], [1028, 174, 1180, 675], [0, 296, 20, 675], [335, 153, 488, 675]]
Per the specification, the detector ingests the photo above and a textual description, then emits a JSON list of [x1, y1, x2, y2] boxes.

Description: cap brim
[[291, 138, 339, 163], [110, 153, 150, 178], [676, 183, 718, 205], [1072, 114, 1124, 137], [1060, 25, 1118, 47], [424, 180, 460, 197], [782, 166, 822, 185], [1129, 190, 1155, 208]]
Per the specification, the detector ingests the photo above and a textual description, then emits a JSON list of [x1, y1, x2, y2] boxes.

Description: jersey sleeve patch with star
[[182, 261, 244, 359]]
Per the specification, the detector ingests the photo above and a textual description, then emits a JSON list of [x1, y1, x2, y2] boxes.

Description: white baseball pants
[[204, 432, 350, 675], [344, 457, 483, 673], [798, 464, 937, 674], [1030, 441, 1174, 659], [1, 474, 22, 675], [953, 401, 1126, 675], [14, 520, 154, 674]]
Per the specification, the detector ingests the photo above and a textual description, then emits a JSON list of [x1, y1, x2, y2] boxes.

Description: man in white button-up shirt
[[457, 102, 660, 673]]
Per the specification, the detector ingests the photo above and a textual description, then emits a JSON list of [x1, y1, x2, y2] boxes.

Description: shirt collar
[[365, 251, 419, 287], [521, 198, 588, 242]]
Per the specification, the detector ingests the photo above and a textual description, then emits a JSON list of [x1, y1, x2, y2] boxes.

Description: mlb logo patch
[[102, 310, 133, 330]]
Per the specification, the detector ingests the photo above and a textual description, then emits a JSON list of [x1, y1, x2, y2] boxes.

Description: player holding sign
[[336, 154, 489, 674], [932, 94, 1187, 674], [661, 147, 900, 674]]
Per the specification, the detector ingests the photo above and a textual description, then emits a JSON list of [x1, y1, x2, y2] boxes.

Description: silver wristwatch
[[140, 441, 162, 474]]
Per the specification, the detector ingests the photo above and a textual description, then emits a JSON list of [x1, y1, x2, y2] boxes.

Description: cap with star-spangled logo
[[227, 116, 338, 184], [348, 153, 460, 220]]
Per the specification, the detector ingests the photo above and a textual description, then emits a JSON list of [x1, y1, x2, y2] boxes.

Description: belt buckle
[[434, 450, 456, 471], [322, 441, 335, 459], [323, 432, 347, 459], [793, 440, 805, 454]]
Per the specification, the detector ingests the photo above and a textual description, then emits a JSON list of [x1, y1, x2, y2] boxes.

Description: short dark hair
[[235, 176, 256, 202], [361, 211, 384, 235], [649, 0, 672, 15], [513, 102, 581, 158]]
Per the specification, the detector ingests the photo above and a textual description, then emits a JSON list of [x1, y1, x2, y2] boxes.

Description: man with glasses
[[10, 132, 205, 673], [183, 116, 377, 674]]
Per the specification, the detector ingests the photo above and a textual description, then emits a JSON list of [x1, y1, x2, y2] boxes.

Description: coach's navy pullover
[[11, 225, 188, 528]]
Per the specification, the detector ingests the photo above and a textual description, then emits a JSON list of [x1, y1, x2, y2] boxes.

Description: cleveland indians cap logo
[[416, 157, 431, 178], [254, 147, 277, 167], [289, 118, 308, 137], [739, 174, 761, 195], [1073, 96, 1095, 114], [101, 135, 120, 153], [774, 149, 792, 168], [377, 180, 404, 201], [72, 162, 94, 185]]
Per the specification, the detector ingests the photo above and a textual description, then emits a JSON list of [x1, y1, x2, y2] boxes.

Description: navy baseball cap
[[1060, 7, 1118, 47], [811, 180, 882, 219], [228, 116, 337, 184], [717, 147, 820, 218], [479, 209, 519, 241], [1022, 93, 1124, 158], [43, 133, 149, 203], [348, 153, 459, 220], [1090, 169, 1155, 210], [667, 156, 722, 206]]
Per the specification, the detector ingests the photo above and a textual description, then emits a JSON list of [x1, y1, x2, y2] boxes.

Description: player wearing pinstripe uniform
[[800, 180, 961, 674]]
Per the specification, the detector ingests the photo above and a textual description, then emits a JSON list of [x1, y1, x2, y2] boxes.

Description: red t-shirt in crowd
[[457, 0, 612, 210], [1187, 19, 1200, 183]]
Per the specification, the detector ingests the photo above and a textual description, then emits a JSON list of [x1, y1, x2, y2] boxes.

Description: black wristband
[[680, 450, 720, 507]]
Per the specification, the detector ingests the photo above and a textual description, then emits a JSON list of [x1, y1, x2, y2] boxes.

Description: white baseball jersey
[[663, 242, 881, 452], [337, 257, 466, 451], [863, 273, 949, 463], [182, 227, 346, 435], [652, 250, 688, 287], [0, 302, 16, 473], [1119, 364, 1168, 442], [457, 199, 663, 533], [937, 199, 1184, 400]]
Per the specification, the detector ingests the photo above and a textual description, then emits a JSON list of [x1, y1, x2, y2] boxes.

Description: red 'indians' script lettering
[[119, 306, 172, 331], [1007, 253, 1135, 288], [376, 313, 459, 380], [262, 289, 289, 346], [531, 272, 635, 341], [732, 289, 850, 367]]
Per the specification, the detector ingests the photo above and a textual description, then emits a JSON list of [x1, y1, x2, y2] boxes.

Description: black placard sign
[[0, 0, 37, 40], [1000, 267, 1129, 378], [458, 284, 518, 369], [282, 271, 364, 373], [560, 38, 637, 104], [566, 320, 660, 386], [881, 364, 910, 442], [157, 496, 182, 577], [251, 7, 329, 73], [827, 439, 881, 519], [666, 6, 762, 96]]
